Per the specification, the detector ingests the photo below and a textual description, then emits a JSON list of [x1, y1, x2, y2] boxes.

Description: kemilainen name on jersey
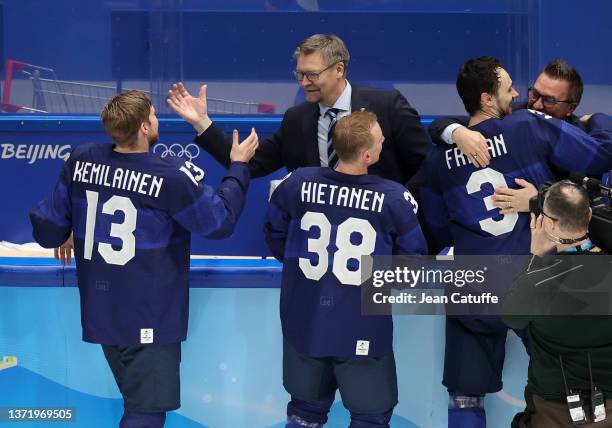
[[445, 132, 508, 170], [72, 161, 164, 198], [301, 181, 385, 212]]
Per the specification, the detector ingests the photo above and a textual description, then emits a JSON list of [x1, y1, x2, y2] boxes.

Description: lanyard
[[559, 240, 595, 254], [559, 353, 596, 393]]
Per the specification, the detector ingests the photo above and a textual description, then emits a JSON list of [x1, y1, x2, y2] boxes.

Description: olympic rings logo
[[153, 143, 201, 161]]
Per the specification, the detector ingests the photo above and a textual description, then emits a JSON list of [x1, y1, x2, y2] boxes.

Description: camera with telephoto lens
[[528, 181, 552, 217], [529, 173, 612, 253]]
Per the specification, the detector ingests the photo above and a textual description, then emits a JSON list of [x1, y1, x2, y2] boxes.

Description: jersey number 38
[[298, 211, 376, 286]]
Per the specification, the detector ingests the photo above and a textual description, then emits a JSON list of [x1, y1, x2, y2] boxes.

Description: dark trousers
[[102, 343, 181, 412], [513, 389, 612, 428], [444, 316, 529, 396], [283, 338, 397, 426]]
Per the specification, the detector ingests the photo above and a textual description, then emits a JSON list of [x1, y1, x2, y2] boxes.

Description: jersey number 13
[[83, 190, 137, 266]]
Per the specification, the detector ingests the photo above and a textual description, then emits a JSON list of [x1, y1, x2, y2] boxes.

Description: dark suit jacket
[[195, 85, 432, 186]]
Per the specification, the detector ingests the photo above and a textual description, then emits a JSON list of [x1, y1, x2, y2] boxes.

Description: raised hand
[[230, 128, 259, 163], [529, 213, 555, 256], [166, 83, 212, 134]]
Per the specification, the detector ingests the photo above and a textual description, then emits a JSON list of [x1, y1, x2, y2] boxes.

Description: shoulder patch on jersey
[[527, 108, 552, 120], [179, 160, 205, 187], [403, 191, 419, 215], [269, 172, 293, 201]]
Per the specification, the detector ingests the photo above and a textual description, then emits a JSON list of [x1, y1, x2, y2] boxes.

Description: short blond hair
[[100, 90, 152, 147], [333, 110, 378, 163], [294, 34, 350, 75]]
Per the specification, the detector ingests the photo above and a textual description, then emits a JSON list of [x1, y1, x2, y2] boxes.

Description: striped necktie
[[325, 108, 340, 169]]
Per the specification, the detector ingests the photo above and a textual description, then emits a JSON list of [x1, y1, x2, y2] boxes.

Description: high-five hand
[[166, 83, 212, 134], [230, 128, 259, 163]]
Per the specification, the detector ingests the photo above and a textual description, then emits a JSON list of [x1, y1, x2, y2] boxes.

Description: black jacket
[[503, 249, 612, 401], [195, 85, 432, 186]]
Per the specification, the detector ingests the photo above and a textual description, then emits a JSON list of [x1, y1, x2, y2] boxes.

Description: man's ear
[[546, 216, 557, 234], [359, 148, 368, 164], [480, 92, 493, 108], [336, 62, 346, 79], [141, 121, 149, 135]]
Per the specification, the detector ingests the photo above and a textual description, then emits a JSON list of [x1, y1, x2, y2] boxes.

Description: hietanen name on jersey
[[72, 160, 164, 198], [445, 133, 508, 170], [300, 181, 385, 213]]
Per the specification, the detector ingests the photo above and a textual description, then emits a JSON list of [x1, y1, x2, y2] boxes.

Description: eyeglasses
[[293, 61, 341, 82], [528, 87, 574, 107], [540, 210, 558, 222]]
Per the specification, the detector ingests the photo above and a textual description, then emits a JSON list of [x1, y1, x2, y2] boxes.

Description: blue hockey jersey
[[30, 143, 249, 345], [421, 110, 612, 255], [265, 167, 427, 358]]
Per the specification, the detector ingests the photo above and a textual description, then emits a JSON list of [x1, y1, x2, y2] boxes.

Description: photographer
[[504, 181, 612, 427]]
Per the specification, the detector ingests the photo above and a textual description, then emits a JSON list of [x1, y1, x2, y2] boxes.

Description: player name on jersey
[[445, 132, 508, 170], [300, 181, 385, 213], [72, 160, 164, 198]]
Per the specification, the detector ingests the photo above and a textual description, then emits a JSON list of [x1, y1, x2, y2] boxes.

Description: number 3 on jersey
[[466, 168, 518, 236], [298, 211, 376, 286], [84, 190, 137, 266]]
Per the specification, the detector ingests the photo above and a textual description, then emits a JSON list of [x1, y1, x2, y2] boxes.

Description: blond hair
[[333, 110, 378, 162], [294, 34, 350, 75], [100, 90, 152, 147]]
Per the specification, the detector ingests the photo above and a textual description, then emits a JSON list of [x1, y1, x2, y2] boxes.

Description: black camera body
[[528, 181, 552, 217], [528, 178, 612, 253], [591, 205, 612, 253]]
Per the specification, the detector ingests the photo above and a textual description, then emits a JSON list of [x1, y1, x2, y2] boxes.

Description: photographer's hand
[[530, 213, 556, 257]]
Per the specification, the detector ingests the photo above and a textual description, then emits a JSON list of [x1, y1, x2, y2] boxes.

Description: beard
[[147, 132, 159, 149], [495, 102, 512, 119]]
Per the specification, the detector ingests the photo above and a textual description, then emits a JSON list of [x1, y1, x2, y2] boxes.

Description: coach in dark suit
[[167, 34, 431, 187]]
